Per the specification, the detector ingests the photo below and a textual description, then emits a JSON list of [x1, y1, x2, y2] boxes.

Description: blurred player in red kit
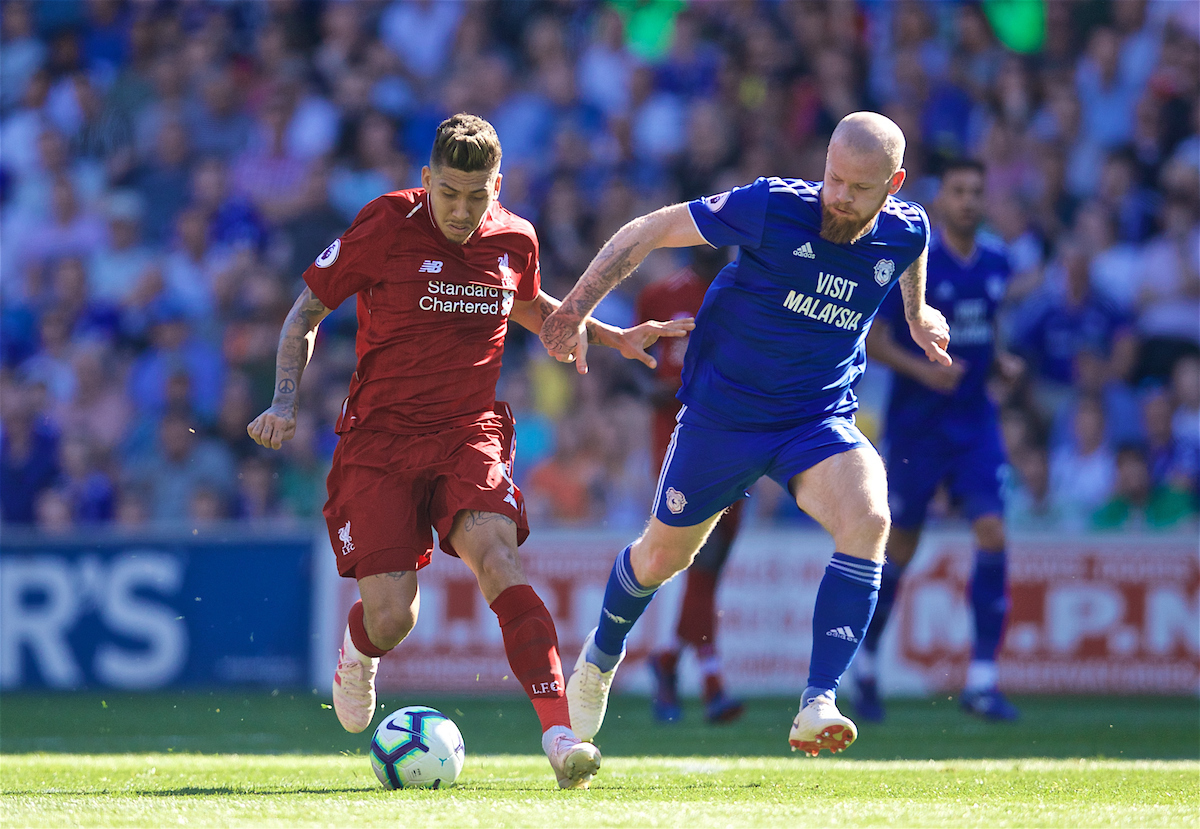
[[637, 247, 744, 725], [247, 114, 692, 789]]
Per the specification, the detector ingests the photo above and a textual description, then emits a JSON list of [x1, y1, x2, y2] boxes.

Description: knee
[[631, 536, 691, 587], [473, 544, 523, 592], [973, 515, 1006, 552], [364, 600, 416, 649], [833, 503, 890, 562]]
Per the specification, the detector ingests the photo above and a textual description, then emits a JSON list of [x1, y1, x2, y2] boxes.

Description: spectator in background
[[1006, 443, 1060, 530], [189, 156, 268, 252], [121, 407, 236, 522], [21, 177, 107, 272], [161, 207, 231, 327], [379, 0, 464, 85], [50, 256, 121, 346], [88, 191, 158, 307], [0, 1, 45, 111], [126, 299, 226, 426], [1049, 396, 1118, 529], [56, 435, 115, 524], [1076, 27, 1141, 163], [1092, 444, 1195, 530], [186, 65, 253, 160], [329, 110, 409, 223], [18, 307, 78, 405], [1010, 238, 1137, 410], [1097, 147, 1160, 243], [132, 118, 193, 245], [1074, 201, 1139, 312], [232, 88, 314, 226], [1132, 197, 1200, 384], [577, 6, 634, 120], [1140, 388, 1197, 496], [1050, 348, 1143, 450], [52, 344, 131, 456], [0, 381, 60, 525]]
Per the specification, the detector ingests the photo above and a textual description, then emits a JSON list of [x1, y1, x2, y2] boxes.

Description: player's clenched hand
[[540, 311, 589, 374], [613, 317, 696, 370], [247, 405, 297, 450], [908, 305, 952, 366]]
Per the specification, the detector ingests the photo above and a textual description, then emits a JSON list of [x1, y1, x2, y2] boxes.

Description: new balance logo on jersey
[[825, 626, 858, 642], [793, 242, 815, 258], [418, 260, 444, 274], [338, 521, 355, 555]]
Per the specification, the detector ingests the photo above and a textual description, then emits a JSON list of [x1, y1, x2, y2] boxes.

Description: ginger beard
[[819, 188, 888, 246]]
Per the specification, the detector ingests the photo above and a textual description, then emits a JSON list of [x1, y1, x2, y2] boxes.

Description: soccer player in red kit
[[636, 248, 744, 725], [247, 114, 692, 789]]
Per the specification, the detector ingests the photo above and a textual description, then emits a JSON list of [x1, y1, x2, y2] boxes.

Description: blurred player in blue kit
[[854, 159, 1021, 722], [540, 112, 951, 755]]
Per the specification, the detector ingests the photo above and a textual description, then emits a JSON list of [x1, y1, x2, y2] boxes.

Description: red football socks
[[676, 568, 718, 649], [347, 599, 389, 658], [490, 584, 571, 732]]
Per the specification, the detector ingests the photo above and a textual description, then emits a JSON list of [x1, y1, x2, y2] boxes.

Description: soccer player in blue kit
[[852, 159, 1020, 722], [540, 112, 952, 756]]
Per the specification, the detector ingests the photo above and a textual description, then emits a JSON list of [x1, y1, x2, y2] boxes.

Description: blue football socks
[[805, 552, 882, 698], [588, 546, 657, 672], [969, 549, 1008, 662], [861, 559, 905, 656]]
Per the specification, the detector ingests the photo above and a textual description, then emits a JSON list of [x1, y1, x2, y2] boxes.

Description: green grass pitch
[[2, 692, 1197, 828]]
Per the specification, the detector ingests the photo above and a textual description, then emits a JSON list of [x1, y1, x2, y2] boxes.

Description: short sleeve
[[687, 178, 770, 250], [517, 231, 540, 302], [302, 198, 392, 309]]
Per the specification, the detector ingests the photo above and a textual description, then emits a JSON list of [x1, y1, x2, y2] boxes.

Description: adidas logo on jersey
[[825, 626, 858, 642], [793, 242, 816, 258], [418, 260, 444, 273]]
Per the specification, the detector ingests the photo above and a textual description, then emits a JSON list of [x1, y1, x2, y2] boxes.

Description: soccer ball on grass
[[369, 706, 465, 789]]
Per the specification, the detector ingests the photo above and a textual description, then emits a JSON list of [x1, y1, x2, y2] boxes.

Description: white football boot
[[565, 627, 625, 741], [332, 627, 379, 733], [542, 726, 602, 789], [789, 693, 858, 756]]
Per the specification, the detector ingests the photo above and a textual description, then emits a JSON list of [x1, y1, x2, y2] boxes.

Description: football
[[369, 706, 465, 790]]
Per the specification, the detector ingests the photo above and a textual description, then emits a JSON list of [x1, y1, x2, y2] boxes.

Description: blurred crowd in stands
[[1, 0, 1197, 535]]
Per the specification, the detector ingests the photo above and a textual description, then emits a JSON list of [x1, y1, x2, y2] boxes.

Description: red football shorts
[[322, 403, 530, 579]]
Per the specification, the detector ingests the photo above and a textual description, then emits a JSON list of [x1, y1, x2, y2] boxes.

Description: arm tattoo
[[899, 251, 928, 322], [462, 510, 516, 532], [557, 240, 641, 323], [273, 288, 329, 408], [535, 294, 602, 345]]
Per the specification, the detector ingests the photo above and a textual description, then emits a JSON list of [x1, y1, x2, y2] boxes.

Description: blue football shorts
[[652, 406, 872, 527], [885, 417, 1007, 530]]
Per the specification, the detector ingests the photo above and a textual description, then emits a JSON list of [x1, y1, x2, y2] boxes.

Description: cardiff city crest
[[665, 487, 687, 515], [874, 258, 895, 286]]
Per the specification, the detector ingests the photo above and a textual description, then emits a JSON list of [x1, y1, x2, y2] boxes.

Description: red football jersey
[[303, 189, 540, 435], [635, 266, 709, 394]]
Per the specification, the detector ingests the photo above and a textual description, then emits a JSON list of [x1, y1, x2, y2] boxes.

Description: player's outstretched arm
[[540, 203, 705, 374], [512, 291, 694, 372], [247, 287, 333, 450], [898, 248, 953, 366]]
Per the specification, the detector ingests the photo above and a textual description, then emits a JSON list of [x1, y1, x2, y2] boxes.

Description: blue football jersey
[[681, 177, 930, 431], [878, 229, 1011, 433]]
